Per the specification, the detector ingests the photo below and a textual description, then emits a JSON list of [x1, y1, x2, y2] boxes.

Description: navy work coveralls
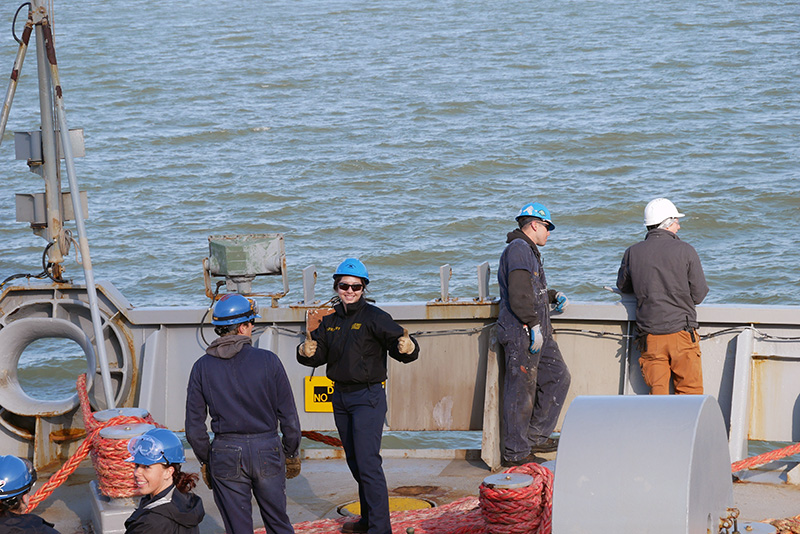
[[185, 335, 301, 534], [297, 297, 419, 534], [497, 230, 571, 463]]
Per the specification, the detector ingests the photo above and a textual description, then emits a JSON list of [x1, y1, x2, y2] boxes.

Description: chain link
[[718, 507, 740, 534]]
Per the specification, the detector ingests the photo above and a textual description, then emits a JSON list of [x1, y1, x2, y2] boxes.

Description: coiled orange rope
[[26, 374, 161, 510], [77, 374, 163, 498]]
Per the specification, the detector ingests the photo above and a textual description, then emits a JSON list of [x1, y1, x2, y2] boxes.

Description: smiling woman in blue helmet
[[296, 258, 420, 534], [0, 455, 60, 533], [124, 427, 205, 534]]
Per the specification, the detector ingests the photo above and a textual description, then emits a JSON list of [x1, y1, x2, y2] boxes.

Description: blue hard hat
[[333, 258, 370, 284], [0, 456, 36, 500], [515, 202, 555, 230], [126, 428, 186, 465], [211, 293, 261, 326]]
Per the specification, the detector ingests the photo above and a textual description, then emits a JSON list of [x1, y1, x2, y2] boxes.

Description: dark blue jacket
[[296, 297, 419, 384], [498, 229, 555, 337], [124, 485, 204, 534], [185, 339, 301, 464], [0, 513, 60, 533]]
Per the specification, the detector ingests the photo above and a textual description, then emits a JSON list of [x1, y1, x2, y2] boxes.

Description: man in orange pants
[[616, 198, 709, 394]]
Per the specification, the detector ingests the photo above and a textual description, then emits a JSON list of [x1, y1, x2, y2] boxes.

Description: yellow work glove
[[285, 456, 301, 479], [299, 331, 317, 358], [201, 463, 212, 489], [397, 328, 415, 355]]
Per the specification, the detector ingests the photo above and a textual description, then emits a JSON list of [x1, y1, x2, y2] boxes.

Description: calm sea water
[[1, 1, 799, 399]]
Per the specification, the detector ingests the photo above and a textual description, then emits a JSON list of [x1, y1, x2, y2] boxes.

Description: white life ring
[[0, 317, 96, 416]]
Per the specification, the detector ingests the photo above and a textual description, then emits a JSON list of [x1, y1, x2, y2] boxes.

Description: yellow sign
[[304, 376, 334, 413]]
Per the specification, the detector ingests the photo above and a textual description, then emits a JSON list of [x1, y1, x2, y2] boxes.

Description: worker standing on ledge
[[617, 197, 709, 395], [497, 201, 571, 467], [297, 258, 420, 534]]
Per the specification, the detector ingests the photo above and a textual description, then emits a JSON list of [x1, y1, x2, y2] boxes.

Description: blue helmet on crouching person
[[516, 202, 555, 231], [0, 455, 36, 507], [332, 258, 370, 289], [211, 294, 261, 326], [126, 428, 186, 466]]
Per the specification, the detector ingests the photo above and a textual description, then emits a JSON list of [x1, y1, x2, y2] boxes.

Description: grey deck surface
[[32, 452, 800, 533]]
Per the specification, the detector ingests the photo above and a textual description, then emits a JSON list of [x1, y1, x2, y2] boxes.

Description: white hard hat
[[643, 198, 685, 227]]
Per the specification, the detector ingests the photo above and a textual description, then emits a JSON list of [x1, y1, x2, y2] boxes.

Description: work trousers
[[639, 330, 703, 395], [332, 385, 391, 534], [498, 324, 571, 462], [209, 433, 293, 534]]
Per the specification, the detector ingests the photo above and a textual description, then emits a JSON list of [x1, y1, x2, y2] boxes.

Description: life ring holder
[[0, 317, 96, 416], [0, 295, 135, 438]]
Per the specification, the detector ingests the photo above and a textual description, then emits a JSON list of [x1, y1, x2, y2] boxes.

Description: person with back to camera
[[0, 455, 60, 533], [617, 198, 709, 395], [497, 202, 571, 467], [297, 258, 420, 534], [185, 293, 301, 534], [124, 427, 205, 533]]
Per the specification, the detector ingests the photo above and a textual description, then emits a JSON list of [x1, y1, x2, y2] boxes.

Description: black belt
[[334, 382, 382, 393], [214, 431, 278, 439]]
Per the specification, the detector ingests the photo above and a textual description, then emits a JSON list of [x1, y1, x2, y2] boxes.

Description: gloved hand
[[553, 291, 569, 313], [299, 331, 317, 358], [528, 324, 543, 354], [201, 463, 212, 489], [397, 328, 415, 355], [285, 456, 301, 479]]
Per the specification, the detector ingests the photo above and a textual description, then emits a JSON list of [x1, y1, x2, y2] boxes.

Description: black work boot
[[529, 437, 559, 453], [341, 520, 368, 533]]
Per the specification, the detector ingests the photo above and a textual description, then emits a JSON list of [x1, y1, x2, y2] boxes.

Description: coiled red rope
[[77, 374, 163, 498], [25, 374, 161, 510], [480, 463, 553, 534]]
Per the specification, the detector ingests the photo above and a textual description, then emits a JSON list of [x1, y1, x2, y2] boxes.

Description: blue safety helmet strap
[[515, 202, 555, 231], [333, 258, 370, 284], [211, 293, 261, 326], [126, 428, 186, 465], [0, 455, 36, 500]]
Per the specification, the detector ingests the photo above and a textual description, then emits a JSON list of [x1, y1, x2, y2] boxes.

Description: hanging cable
[[199, 281, 226, 347], [12, 2, 31, 45], [0, 243, 59, 291], [41, 241, 67, 283]]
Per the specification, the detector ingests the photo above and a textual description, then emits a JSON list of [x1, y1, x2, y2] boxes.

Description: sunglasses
[[337, 282, 364, 292]]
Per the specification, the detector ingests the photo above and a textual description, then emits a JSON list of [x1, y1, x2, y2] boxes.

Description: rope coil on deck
[[25, 374, 162, 510], [480, 463, 553, 534], [77, 374, 163, 498]]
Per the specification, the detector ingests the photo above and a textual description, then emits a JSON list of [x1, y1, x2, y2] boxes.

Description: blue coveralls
[[185, 339, 301, 534], [497, 235, 571, 462]]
